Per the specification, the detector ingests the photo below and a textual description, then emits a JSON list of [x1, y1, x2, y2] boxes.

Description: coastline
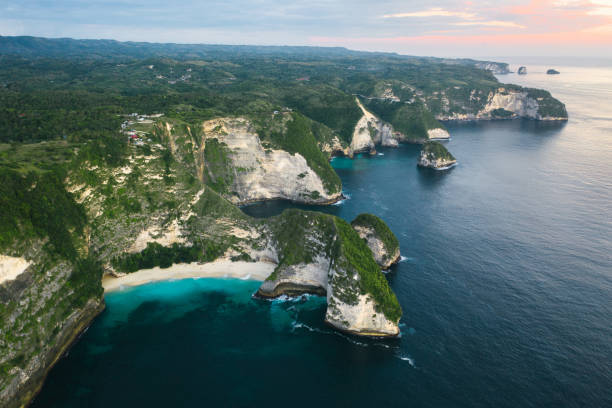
[[102, 260, 276, 292]]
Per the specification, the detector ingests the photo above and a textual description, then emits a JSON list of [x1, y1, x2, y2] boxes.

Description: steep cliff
[[361, 98, 449, 143], [200, 117, 341, 204], [257, 210, 401, 337], [418, 141, 457, 170], [436, 87, 567, 121], [351, 214, 401, 269], [350, 98, 398, 154], [155, 115, 342, 205]]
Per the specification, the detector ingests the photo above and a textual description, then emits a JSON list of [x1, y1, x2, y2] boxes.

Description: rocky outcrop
[[474, 62, 511, 75], [1, 299, 104, 408], [325, 293, 399, 337], [320, 135, 352, 157], [0, 255, 31, 284], [201, 117, 341, 205], [351, 98, 399, 153], [257, 212, 401, 337], [547, 69, 560, 75], [418, 141, 457, 170], [427, 128, 450, 140], [437, 88, 567, 121], [518, 66, 528, 75], [351, 214, 401, 269], [257, 256, 329, 298], [482, 90, 539, 118]]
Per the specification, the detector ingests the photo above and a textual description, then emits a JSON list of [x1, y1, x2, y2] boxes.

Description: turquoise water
[[33, 66, 612, 407]]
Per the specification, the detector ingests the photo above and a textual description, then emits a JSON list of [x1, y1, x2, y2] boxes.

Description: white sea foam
[[332, 192, 352, 206], [434, 162, 458, 171], [398, 355, 415, 366], [240, 274, 251, 280], [377, 152, 384, 156]]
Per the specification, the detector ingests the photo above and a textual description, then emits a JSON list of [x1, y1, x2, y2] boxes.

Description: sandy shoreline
[[102, 260, 276, 292]]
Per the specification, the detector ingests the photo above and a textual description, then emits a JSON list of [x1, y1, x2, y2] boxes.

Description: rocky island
[[418, 141, 458, 169], [0, 36, 568, 407], [547, 69, 560, 75], [518, 66, 528, 75]]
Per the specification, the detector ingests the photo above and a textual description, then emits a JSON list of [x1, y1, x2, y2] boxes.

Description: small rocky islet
[[418, 141, 457, 170]]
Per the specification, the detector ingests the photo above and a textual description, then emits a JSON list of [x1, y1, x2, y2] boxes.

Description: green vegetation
[[203, 138, 235, 194], [422, 141, 456, 161], [0, 168, 86, 258], [68, 256, 104, 307], [267, 209, 336, 281], [270, 113, 341, 194], [192, 186, 247, 220], [112, 242, 225, 273], [526, 88, 568, 118], [351, 213, 399, 259], [333, 218, 402, 322], [363, 99, 445, 142], [490, 108, 514, 118]]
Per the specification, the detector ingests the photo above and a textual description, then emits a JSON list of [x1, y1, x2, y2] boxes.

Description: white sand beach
[[102, 260, 276, 292]]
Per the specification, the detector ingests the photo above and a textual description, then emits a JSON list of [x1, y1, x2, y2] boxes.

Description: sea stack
[[518, 66, 528, 75], [547, 69, 560, 75], [418, 141, 457, 170]]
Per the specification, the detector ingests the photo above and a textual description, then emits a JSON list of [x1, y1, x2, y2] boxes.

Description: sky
[[1, 0, 612, 58]]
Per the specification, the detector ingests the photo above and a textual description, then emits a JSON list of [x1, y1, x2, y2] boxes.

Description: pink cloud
[[335, 0, 612, 50], [311, 29, 612, 47]]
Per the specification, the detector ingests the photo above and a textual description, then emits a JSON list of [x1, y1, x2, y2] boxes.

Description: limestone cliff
[[437, 88, 567, 121], [350, 214, 401, 269], [418, 141, 457, 170], [200, 117, 341, 205], [0, 246, 104, 408], [257, 211, 401, 337], [350, 98, 398, 154]]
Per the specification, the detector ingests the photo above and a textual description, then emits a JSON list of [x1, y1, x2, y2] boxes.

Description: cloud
[[382, 8, 477, 20], [454, 21, 527, 28]]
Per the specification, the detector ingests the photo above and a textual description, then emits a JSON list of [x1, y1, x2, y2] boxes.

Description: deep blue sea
[[33, 64, 612, 407]]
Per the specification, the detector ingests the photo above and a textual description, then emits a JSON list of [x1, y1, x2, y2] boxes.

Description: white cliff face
[[482, 90, 539, 118], [418, 151, 457, 170], [325, 293, 399, 337], [352, 225, 400, 269], [128, 219, 186, 253], [474, 62, 510, 74], [257, 255, 330, 297], [0, 255, 31, 284], [202, 118, 340, 204], [320, 135, 351, 157], [437, 89, 564, 121], [427, 128, 450, 140], [257, 227, 400, 336], [351, 98, 400, 153]]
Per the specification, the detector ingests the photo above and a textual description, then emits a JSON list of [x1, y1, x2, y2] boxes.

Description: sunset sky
[[2, 0, 612, 57]]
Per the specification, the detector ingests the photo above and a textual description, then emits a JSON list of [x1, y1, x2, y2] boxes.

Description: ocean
[[32, 62, 612, 407]]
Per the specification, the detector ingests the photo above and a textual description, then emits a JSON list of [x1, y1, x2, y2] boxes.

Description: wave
[[434, 162, 458, 171], [239, 274, 251, 280], [397, 355, 416, 367], [258, 293, 318, 303], [377, 152, 385, 156], [332, 192, 352, 206], [291, 320, 403, 350]]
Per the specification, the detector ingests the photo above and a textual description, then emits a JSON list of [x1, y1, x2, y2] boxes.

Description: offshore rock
[[418, 141, 457, 170]]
